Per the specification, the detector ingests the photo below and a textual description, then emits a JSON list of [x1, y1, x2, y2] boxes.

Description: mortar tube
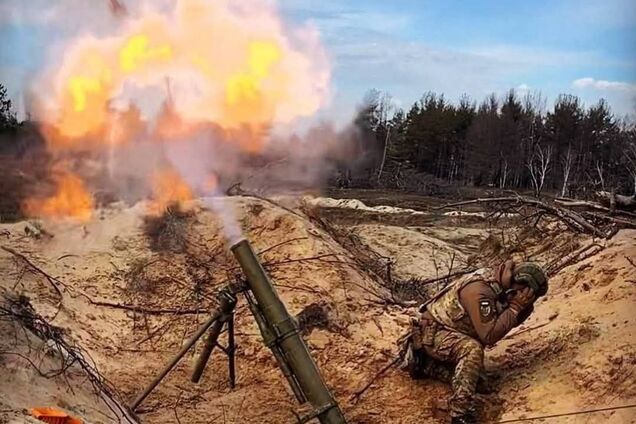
[[244, 289, 307, 403], [231, 239, 347, 424]]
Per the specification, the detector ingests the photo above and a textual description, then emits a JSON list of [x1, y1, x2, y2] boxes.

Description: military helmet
[[513, 262, 548, 297]]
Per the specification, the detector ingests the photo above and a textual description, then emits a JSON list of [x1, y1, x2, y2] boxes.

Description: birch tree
[[560, 144, 575, 197], [527, 144, 552, 197]]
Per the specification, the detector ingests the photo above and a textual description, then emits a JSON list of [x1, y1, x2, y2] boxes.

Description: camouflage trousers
[[417, 322, 484, 418]]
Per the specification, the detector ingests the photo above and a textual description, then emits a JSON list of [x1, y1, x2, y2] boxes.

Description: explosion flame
[[25, 0, 330, 220], [24, 172, 94, 222]]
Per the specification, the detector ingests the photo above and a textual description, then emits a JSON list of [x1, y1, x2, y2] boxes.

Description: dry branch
[[503, 321, 552, 340], [263, 252, 398, 305], [436, 195, 635, 239], [582, 211, 636, 228], [556, 198, 636, 218], [434, 196, 519, 210], [546, 241, 604, 276], [226, 183, 305, 219], [0, 294, 137, 423], [2, 246, 64, 299], [349, 355, 401, 404], [420, 268, 477, 285], [256, 237, 309, 256], [81, 298, 209, 315], [626, 255, 636, 283], [3, 246, 209, 319]]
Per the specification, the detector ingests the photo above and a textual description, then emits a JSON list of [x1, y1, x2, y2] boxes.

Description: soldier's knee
[[458, 340, 484, 363]]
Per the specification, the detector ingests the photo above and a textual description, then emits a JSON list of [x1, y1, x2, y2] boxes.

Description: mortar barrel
[[231, 239, 347, 424], [245, 291, 307, 403]]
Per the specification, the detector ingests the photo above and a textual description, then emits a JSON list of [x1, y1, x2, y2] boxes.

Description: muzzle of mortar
[[231, 239, 347, 424]]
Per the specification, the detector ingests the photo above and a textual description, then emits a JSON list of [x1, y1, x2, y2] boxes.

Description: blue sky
[[283, 0, 636, 120], [1, 0, 635, 122]]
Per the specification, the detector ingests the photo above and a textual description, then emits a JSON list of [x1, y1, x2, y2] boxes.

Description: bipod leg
[[228, 312, 236, 388], [191, 319, 225, 383], [130, 309, 225, 410], [191, 290, 237, 383]]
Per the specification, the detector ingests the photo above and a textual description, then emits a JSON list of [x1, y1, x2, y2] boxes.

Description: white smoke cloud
[[9, 0, 364, 236], [573, 77, 636, 94]]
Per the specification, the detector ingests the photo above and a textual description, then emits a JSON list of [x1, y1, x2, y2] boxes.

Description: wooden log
[[596, 191, 635, 209]]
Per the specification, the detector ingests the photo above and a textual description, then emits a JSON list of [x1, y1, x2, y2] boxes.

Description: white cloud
[[573, 77, 636, 93], [468, 45, 601, 68], [516, 83, 531, 95], [571, 77, 636, 119]]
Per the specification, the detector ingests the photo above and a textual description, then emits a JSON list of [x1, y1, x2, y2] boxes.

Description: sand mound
[[304, 197, 426, 215]]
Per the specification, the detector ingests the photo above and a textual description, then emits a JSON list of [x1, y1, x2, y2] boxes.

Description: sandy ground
[[0, 194, 635, 424]]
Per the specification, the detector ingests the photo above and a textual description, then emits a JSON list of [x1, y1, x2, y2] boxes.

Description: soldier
[[401, 261, 548, 424]]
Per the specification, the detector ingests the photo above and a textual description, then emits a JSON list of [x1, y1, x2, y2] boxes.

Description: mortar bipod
[[129, 287, 238, 411], [191, 289, 237, 386]]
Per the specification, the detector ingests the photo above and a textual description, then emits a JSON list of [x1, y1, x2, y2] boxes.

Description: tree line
[[2, 82, 635, 199], [346, 89, 636, 198]]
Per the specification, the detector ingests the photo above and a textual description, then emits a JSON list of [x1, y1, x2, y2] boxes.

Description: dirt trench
[[1, 193, 635, 424]]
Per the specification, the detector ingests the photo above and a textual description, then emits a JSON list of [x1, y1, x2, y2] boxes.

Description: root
[[0, 293, 137, 423]]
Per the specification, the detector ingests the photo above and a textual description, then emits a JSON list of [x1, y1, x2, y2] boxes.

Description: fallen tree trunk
[[436, 195, 625, 239], [555, 198, 636, 219], [596, 191, 636, 210]]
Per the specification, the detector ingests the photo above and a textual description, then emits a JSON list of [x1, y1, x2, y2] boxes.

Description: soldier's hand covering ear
[[497, 260, 515, 287], [508, 287, 535, 313]]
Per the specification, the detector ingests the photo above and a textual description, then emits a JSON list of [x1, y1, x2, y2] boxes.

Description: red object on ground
[[30, 407, 82, 424]]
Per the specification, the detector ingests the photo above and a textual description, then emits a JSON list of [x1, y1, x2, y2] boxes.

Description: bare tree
[[595, 160, 606, 191], [499, 153, 509, 189], [527, 144, 552, 197], [560, 144, 575, 197], [374, 92, 394, 184], [377, 124, 392, 184]]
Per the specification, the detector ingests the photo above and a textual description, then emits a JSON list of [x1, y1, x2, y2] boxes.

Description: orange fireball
[[35, 0, 330, 150], [27, 0, 331, 221], [147, 168, 194, 215], [23, 172, 94, 221]]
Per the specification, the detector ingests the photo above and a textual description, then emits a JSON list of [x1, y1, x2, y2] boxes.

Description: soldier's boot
[[450, 409, 477, 424], [450, 416, 475, 424]]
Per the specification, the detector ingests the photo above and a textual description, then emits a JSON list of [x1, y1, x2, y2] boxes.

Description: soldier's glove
[[508, 287, 535, 314]]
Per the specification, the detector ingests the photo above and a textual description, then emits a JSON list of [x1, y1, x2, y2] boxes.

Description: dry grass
[[142, 203, 194, 253]]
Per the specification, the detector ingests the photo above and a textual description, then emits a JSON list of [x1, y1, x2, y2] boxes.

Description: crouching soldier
[[401, 261, 548, 424]]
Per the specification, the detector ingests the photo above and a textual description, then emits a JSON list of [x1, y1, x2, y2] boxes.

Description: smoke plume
[[17, 0, 343, 236]]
